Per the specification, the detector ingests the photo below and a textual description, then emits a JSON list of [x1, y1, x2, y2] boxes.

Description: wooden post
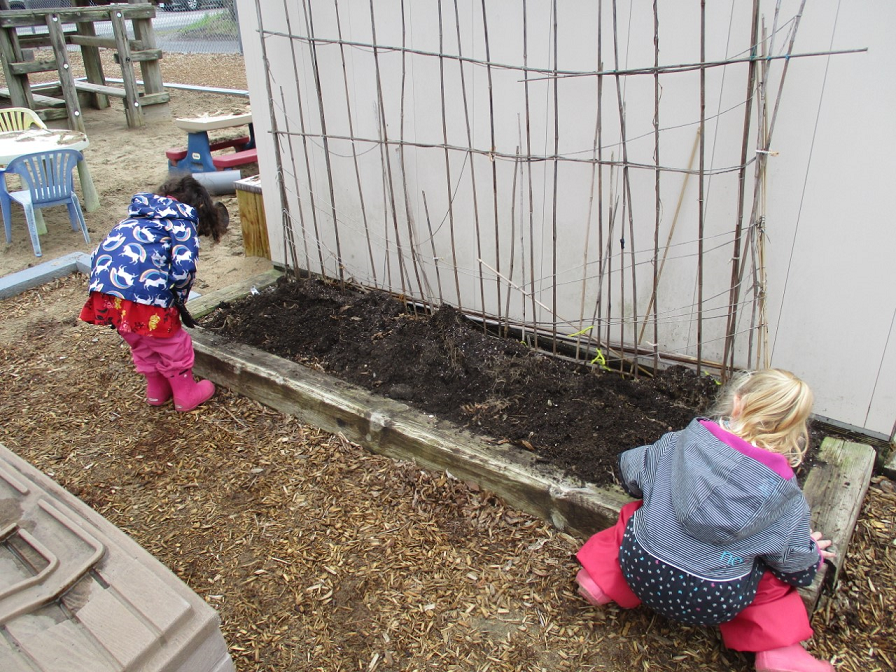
[[129, 10, 169, 121], [128, 0, 164, 99], [45, 13, 85, 133], [110, 8, 144, 128], [235, 177, 271, 259], [0, 19, 34, 109], [75, 19, 110, 110], [800, 438, 876, 611]]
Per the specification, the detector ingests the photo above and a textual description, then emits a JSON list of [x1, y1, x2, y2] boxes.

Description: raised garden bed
[[188, 271, 875, 613]]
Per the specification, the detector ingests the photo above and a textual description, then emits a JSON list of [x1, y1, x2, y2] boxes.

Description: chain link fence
[[2, 1, 243, 54], [152, 1, 241, 54]]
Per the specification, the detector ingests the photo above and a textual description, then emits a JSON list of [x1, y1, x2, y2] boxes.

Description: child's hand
[[810, 530, 836, 560]]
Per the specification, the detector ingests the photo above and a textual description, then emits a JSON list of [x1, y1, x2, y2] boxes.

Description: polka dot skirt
[[619, 523, 763, 626]]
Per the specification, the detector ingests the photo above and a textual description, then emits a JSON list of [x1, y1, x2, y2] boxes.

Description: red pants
[[120, 329, 195, 378], [576, 501, 814, 652]]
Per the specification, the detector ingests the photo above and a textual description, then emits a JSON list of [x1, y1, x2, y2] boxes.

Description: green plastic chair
[[0, 149, 89, 257], [0, 107, 47, 133]]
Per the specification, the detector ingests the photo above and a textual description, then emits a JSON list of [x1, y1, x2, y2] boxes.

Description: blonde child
[[575, 369, 835, 672], [80, 175, 228, 412]]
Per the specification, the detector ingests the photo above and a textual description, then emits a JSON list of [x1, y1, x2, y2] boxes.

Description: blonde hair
[[709, 368, 814, 467]]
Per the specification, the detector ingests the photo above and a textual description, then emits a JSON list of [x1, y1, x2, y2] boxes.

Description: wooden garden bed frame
[[188, 271, 876, 614]]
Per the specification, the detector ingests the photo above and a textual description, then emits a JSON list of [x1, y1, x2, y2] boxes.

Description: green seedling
[[567, 326, 611, 371], [591, 348, 610, 371]]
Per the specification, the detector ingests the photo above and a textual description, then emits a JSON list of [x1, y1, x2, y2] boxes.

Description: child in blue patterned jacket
[[575, 369, 836, 672], [80, 175, 228, 412]]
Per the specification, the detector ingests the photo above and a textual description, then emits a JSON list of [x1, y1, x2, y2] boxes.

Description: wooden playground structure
[[0, 1, 168, 131]]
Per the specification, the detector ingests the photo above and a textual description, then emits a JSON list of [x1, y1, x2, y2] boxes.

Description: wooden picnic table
[[171, 112, 255, 173]]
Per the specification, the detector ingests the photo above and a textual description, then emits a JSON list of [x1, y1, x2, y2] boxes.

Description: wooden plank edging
[[800, 438, 875, 611], [186, 269, 283, 319], [191, 328, 631, 540]]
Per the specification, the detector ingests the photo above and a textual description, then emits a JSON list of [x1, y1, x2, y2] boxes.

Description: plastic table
[[0, 128, 100, 234], [172, 112, 255, 173]]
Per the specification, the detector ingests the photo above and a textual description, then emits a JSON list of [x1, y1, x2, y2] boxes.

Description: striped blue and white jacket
[[619, 418, 820, 585], [87, 193, 200, 309]]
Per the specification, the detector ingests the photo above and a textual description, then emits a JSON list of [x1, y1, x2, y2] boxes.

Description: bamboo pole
[[580, 0, 606, 366], [276, 54, 308, 275], [765, 0, 807, 151], [721, 0, 760, 378], [757, 0, 807, 369], [398, 0, 430, 313], [504, 145, 520, 336], [595, 0, 605, 354], [757, 181, 769, 370], [637, 129, 701, 344], [740, 0, 806, 370], [550, 0, 559, 353], [610, 0, 638, 374], [480, 0, 504, 332], [333, 0, 377, 288], [576, 4, 603, 361], [277, 87, 302, 275], [620, 215, 627, 375], [301, 0, 344, 285], [746, 17, 772, 369], [604, 163, 617, 352], [260, 1, 300, 279], [422, 192, 445, 306], [368, 0, 407, 298], [271, 127, 754, 174], [697, 0, 706, 376], [270, 3, 305, 273], [271, 28, 862, 82], [377, 127, 393, 290], [522, 0, 538, 349], [437, 0, 463, 313], [515, 129, 528, 343], [281, 0, 324, 277], [452, 0, 487, 325], [652, 0, 660, 372]]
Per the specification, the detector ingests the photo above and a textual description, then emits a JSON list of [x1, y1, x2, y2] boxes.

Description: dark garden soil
[[201, 276, 816, 488]]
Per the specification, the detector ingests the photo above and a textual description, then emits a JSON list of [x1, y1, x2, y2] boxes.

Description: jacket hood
[[127, 193, 198, 222], [669, 420, 801, 546]]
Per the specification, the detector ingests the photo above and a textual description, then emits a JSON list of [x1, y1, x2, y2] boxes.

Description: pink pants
[[576, 501, 814, 652], [120, 329, 195, 378]]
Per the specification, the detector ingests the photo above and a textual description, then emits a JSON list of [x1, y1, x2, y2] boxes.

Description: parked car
[[162, 0, 226, 11], [6, 1, 72, 9], [4, 1, 162, 8]]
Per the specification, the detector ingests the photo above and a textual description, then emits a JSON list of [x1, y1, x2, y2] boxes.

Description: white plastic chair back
[[0, 107, 48, 133]]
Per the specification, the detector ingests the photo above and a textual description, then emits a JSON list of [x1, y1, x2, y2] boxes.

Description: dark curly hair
[[157, 174, 229, 243]]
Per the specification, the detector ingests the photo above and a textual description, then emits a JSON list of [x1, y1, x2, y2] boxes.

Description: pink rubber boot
[[755, 645, 834, 672], [575, 568, 613, 606], [144, 372, 172, 406], [167, 369, 215, 412]]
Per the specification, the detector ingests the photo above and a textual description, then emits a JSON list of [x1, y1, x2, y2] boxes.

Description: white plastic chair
[[0, 149, 89, 257], [0, 107, 47, 133]]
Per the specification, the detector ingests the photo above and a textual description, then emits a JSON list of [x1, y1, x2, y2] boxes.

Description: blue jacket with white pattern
[[619, 418, 821, 586], [87, 193, 200, 309]]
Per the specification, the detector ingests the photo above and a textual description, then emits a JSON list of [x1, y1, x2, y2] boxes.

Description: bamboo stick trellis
[[253, 0, 859, 379]]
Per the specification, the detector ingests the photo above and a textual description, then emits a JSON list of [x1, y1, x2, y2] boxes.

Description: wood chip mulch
[[0, 274, 893, 672]]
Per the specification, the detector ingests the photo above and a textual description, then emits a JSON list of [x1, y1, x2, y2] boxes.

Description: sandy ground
[[0, 52, 272, 294]]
